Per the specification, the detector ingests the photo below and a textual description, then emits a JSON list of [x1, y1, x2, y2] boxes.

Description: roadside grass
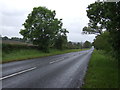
[[2, 48, 88, 63], [82, 50, 118, 88]]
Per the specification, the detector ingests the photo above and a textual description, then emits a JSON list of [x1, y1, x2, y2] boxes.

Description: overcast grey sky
[[0, 0, 96, 42]]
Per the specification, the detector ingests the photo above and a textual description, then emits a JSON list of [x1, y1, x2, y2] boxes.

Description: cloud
[[67, 33, 95, 42], [0, 0, 96, 42], [1, 26, 22, 38], [2, 15, 24, 27]]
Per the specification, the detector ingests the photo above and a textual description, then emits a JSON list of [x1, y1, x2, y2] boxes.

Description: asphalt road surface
[[2, 48, 94, 88]]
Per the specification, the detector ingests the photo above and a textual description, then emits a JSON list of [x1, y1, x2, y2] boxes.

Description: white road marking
[[49, 58, 64, 64], [0, 67, 36, 80], [49, 61, 56, 64]]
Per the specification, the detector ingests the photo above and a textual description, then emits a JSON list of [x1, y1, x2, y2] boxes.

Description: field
[[2, 48, 88, 63], [1, 40, 33, 46], [2, 41, 88, 63]]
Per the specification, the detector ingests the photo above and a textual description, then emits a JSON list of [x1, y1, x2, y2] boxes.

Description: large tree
[[82, 1, 120, 59], [20, 6, 68, 52]]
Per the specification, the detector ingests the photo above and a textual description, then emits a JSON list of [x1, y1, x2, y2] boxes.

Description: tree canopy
[[20, 6, 68, 52], [82, 1, 120, 60], [83, 41, 92, 48]]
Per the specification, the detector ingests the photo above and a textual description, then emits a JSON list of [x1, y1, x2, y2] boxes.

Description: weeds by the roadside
[[82, 50, 118, 88], [2, 48, 88, 63]]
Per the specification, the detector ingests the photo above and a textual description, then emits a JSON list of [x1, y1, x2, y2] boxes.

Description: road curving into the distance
[[2, 48, 94, 88]]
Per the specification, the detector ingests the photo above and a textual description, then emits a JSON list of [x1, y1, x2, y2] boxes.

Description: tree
[[76, 42, 82, 49], [2, 36, 9, 40], [66, 41, 82, 49], [82, 1, 120, 60], [54, 28, 69, 50], [83, 25, 102, 34], [20, 6, 68, 52], [67, 41, 73, 49], [83, 41, 92, 48], [93, 31, 112, 52], [54, 35, 67, 50]]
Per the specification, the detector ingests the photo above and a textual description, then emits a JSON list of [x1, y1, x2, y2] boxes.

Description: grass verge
[[2, 48, 88, 63], [82, 50, 118, 88]]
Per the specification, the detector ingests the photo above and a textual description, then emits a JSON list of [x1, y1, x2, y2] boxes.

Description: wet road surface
[[2, 48, 93, 88]]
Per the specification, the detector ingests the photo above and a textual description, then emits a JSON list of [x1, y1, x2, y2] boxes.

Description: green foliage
[[82, 50, 118, 88], [93, 31, 112, 52], [54, 35, 67, 50], [10, 37, 24, 42], [1, 36, 25, 43], [76, 42, 82, 49], [67, 42, 83, 49], [83, 41, 92, 48], [2, 36, 9, 40], [20, 6, 68, 52], [2, 43, 37, 53], [82, 26, 100, 34], [83, 1, 120, 60], [2, 48, 88, 63]]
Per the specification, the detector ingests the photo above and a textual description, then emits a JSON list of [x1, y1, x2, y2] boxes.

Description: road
[[2, 48, 93, 88]]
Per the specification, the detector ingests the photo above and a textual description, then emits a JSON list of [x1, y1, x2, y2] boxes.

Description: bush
[[2, 44, 38, 53]]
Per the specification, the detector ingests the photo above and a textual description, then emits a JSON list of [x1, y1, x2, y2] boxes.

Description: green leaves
[[83, 41, 92, 48], [20, 6, 68, 52], [93, 31, 112, 52], [83, 1, 120, 60]]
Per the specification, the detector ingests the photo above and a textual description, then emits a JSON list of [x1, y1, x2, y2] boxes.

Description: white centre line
[[49, 61, 56, 64], [49, 58, 64, 64], [0, 67, 36, 80]]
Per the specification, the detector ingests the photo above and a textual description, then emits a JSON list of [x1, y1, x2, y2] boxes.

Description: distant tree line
[[1, 35, 92, 51], [66, 41, 92, 49], [1, 36, 25, 42]]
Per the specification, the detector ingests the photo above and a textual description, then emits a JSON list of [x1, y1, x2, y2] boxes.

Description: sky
[[0, 0, 96, 42]]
